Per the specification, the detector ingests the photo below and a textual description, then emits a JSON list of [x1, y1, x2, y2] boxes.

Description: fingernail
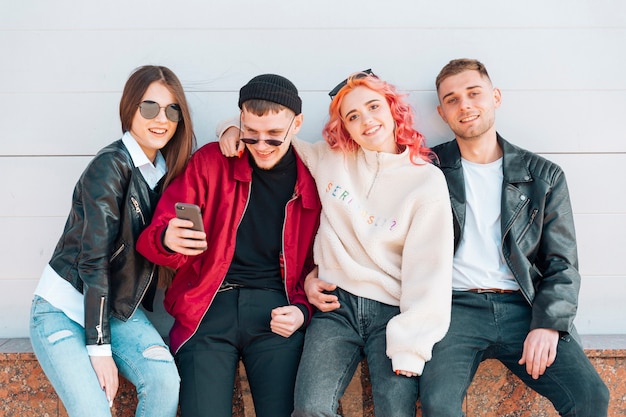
[[238, 150, 244, 158], [108, 398, 113, 408], [395, 370, 400, 375]]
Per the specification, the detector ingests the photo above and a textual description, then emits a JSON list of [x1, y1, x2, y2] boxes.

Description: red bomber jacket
[[136, 142, 321, 353]]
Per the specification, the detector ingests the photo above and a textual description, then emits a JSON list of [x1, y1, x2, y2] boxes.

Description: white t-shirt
[[452, 157, 519, 291]]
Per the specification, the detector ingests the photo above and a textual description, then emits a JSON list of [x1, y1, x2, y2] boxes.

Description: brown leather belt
[[466, 288, 519, 294]]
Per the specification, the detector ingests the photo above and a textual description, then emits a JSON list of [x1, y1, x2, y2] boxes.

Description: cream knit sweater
[[294, 138, 454, 375]]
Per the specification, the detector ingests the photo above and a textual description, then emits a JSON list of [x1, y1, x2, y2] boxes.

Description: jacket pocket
[[109, 240, 130, 278], [110, 242, 126, 262], [515, 208, 538, 246]]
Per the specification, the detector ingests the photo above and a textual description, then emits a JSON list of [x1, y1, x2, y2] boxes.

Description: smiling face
[[129, 81, 178, 162], [436, 69, 501, 143], [240, 107, 302, 170], [339, 86, 396, 153]]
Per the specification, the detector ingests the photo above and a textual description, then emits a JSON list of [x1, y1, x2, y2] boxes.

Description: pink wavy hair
[[322, 72, 434, 164]]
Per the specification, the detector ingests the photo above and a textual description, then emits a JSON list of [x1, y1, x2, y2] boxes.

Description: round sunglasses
[[239, 115, 295, 147], [137, 100, 182, 122]]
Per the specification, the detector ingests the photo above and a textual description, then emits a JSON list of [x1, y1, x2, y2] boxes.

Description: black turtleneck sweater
[[225, 146, 297, 291]]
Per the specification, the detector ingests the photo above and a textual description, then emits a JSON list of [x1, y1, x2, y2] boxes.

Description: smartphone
[[175, 203, 205, 232]]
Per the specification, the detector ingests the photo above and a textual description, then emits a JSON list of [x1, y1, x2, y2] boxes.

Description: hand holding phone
[[175, 203, 205, 232], [166, 203, 207, 254]]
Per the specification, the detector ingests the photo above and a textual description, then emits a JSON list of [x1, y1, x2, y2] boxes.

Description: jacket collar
[[435, 133, 533, 249], [437, 133, 533, 185], [229, 146, 320, 210], [232, 149, 253, 183], [500, 135, 533, 185]]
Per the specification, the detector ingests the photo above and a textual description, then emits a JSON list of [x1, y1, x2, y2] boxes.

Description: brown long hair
[[119, 65, 196, 188], [119, 65, 196, 287]]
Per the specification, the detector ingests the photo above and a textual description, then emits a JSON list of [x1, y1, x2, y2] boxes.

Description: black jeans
[[176, 287, 304, 417], [420, 291, 610, 417]]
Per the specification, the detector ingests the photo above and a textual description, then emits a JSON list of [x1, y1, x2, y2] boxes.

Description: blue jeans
[[30, 295, 180, 417], [419, 291, 609, 417], [293, 288, 418, 417]]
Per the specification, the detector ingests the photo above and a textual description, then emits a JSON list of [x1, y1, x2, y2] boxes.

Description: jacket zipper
[[110, 243, 125, 262], [281, 192, 299, 303], [109, 195, 151, 321], [365, 153, 381, 199], [501, 192, 528, 244], [501, 197, 532, 305], [176, 184, 253, 354], [95, 295, 105, 345], [126, 263, 156, 321], [517, 208, 538, 244], [130, 196, 145, 225]]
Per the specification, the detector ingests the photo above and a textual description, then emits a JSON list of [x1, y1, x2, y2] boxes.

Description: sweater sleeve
[[215, 116, 239, 140], [292, 137, 328, 177], [385, 172, 454, 375]]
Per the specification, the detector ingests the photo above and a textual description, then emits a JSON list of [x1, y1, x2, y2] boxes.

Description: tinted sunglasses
[[138, 100, 182, 122], [328, 69, 376, 100], [239, 115, 295, 147]]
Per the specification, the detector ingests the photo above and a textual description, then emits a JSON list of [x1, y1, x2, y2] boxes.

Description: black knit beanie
[[238, 74, 302, 115]]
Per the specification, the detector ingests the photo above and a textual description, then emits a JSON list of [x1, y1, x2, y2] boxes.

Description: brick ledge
[[2, 335, 625, 417], [3, 334, 624, 359]]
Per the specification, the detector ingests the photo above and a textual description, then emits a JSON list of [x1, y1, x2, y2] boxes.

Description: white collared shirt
[[122, 131, 167, 190]]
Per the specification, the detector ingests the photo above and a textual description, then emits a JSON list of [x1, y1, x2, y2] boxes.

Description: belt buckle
[[476, 288, 497, 294], [218, 282, 240, 292]]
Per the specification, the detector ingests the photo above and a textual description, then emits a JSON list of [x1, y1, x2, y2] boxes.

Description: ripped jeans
[[29, 295, 180, 417]]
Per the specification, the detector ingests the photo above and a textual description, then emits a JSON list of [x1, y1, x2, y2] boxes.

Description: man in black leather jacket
[[419, 58, 609, 417]]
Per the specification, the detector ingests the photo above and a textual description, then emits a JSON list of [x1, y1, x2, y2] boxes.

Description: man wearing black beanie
[[137, 74, 321, 417]]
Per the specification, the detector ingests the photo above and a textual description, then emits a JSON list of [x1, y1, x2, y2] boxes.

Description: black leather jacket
[[433, 134, 580, 335], [49, 140, 160, 346]]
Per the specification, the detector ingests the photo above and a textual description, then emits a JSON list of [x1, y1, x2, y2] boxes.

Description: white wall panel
[[0, 157, 90, 216], [575, 276, 626, 334], [0, 279, 37, 337], [0, 217, 64, 280], [1, 28, 625, 94], [3, 1, 625, 30], [575, 214, 626, 277], [0, 1, 624, 338], [0, 93, 121, 155]]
